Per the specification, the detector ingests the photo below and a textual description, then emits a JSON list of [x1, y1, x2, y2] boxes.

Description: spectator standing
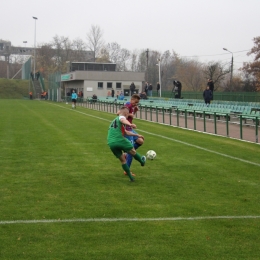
[[144, 82, 148, 95], [36, 71, 40, 81], [207, 79, 214, 101], [29, 91, 33, 100], [156, 82, 160, 96], [148, 83, 153, 97], [130, 82, 136, 96], [71, 90, 78, 109], [203, 85, 213, 106], [173, 80, 182, 99], [111, 88, 115, 98]]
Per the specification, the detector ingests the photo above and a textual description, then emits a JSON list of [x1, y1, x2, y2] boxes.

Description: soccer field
[[1, 100, 260, 260]]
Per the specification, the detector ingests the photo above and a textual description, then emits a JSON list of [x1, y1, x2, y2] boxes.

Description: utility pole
[[223, 48, 234, 91], [230, 54, 234, 90], [146, 48, 149, 81], [157, 58, 161, 97], [33, 16, 38, 79]]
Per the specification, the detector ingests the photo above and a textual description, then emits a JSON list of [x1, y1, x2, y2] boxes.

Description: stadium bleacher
[[83, 96, 260, 124]]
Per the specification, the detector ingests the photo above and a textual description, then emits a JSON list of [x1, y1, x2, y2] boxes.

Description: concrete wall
[[83, 80, 142, 97], [72, 71, 144, 81], [62, 70, 145, 98]]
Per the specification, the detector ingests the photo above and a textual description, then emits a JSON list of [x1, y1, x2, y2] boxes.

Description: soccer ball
[[146, 150, 156, 160]]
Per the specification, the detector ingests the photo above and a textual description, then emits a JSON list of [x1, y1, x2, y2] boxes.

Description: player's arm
[[127, 113, 134, 118], [125, 130, 144, 139], [120, 117, 136, 129]]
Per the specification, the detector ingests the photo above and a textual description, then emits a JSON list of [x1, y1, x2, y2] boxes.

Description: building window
[[98, 82, 103, 89], [107, 82, 112, 89], [116, 82, 121, 89]]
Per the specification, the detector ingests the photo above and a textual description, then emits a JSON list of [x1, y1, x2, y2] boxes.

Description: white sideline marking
[[1, 216, 260, 225], [53, 104, 260, 168], [139, 130, 260, 167]]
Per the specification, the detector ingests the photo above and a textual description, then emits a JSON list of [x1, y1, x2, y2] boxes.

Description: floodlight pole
[[223, 48, 234, 91], [33, 16, 38, 79], [146, 48, 149, 81], [157, 58, 162, 97]]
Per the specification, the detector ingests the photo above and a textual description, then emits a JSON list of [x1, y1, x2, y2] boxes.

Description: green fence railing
[[39, 74, 45, 91], [72, 99, 259, 144], [48, 72, 61, 101], [160, 91, 260, 103]]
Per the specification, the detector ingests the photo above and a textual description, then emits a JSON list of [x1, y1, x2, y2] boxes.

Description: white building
[[61, 62, 145, 99]]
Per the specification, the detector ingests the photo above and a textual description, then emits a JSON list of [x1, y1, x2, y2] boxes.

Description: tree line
[[1, 25, 259, 92]]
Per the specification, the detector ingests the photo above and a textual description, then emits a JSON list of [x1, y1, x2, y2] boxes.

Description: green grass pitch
[[0, 99, 260, 260]]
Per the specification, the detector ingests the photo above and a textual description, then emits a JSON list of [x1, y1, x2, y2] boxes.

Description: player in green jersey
[[107, 106, 146, 182]]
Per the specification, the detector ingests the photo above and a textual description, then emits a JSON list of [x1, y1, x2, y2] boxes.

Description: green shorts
[[108, 138, 133, 158]]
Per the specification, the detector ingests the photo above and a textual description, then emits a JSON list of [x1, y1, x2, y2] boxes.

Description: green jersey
[[107, 116, 127, 144]]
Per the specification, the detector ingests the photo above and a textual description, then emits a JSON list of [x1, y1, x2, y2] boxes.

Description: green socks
[[133, 153, 144, 165], [122, 163, 134, 181]]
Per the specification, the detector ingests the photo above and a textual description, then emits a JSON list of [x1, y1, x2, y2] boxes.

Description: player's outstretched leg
[[126, 153, 133, 168], [122, 163, 135, 182], [134, 142, 141, 150], [133, 153, 146, 166]]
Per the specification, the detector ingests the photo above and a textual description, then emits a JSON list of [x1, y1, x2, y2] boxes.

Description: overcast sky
[[1, 0, 260, 72]]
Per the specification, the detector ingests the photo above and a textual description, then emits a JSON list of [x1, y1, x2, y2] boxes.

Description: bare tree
[[52, 35, 72, 72], [117, 48, 131, 71], [102, 42, 131, 71], [203, 61, 229, 91], [241, 36, 260, 91], [71, 38, 87, 61], [146, 50, 161, 86], [161, 50, 177, 90], [175, 59, 204, 91], [106, 42, 121, 64], [97, 47, 110, 63], [130, 50, 138, 72], [86, 25, 104, 62], [136, 50, 147, 73], [241, 72, 258, 92], [37, 43, 56, 78]]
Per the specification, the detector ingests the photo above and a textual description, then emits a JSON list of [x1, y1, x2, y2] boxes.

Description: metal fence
[[48, 72, 61, 101], [161, 91, 260, 103], [74, 99, 259, 144], [21, 57, 32, 80]]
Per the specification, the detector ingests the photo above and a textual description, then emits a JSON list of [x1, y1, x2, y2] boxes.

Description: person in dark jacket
[[207, 79, 214, 100], [148, 83, 153, 96], [173, 80, 182, 99], [156, 82, 160, 96], [203, 86, 213, 106], [130, 82, 136, 96], [144, 82, 148, 95]]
